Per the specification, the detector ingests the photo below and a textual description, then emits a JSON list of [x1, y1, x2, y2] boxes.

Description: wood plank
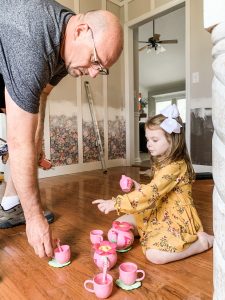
[[0, 167, 213, 299]]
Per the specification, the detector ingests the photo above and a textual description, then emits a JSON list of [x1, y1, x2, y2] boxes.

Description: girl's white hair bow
[[159, 104, 182, 134]]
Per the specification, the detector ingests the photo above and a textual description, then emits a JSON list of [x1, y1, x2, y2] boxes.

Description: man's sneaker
[[0, 204, 54, 229], [0, 138, 8, 157]]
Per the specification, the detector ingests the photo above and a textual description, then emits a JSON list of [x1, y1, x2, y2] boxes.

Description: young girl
[[93, 104, 213, 264]]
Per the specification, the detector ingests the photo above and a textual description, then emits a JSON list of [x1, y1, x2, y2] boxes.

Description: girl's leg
[[115, 214, 139, 237], [146, 232, 214, 264]]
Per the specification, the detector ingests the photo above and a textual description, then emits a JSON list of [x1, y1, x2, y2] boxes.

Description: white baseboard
[[38, 158, 127, 179], [193, 164, 212, 173]]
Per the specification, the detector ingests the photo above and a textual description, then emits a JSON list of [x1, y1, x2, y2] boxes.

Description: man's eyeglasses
[[89, 28, 109, 75]]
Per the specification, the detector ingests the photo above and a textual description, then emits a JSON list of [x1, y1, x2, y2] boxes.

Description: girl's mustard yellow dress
[[114, 160, 203, 254]]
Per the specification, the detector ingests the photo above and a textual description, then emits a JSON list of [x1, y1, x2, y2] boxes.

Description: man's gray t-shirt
[[0, 0, 75, 113]]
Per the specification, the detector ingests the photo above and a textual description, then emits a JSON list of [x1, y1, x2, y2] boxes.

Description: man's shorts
[[0, 74, 6, 111]]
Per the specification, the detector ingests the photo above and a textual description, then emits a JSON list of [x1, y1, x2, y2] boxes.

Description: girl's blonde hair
[[145, 114, 195, 181]]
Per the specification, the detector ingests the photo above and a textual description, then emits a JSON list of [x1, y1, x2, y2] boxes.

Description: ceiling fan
[[139, 19, 178, 52]]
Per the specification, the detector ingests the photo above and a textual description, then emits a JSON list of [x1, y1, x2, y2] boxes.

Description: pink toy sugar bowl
[[108, 221, 134, 251], [119, 175, 134, 193], [93, 241, 117, 271]]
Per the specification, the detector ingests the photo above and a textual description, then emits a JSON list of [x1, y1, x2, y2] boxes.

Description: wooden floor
[[0, 167, 213, 300]]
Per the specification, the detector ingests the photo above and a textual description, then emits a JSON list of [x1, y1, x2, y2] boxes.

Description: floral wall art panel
[[49, 77, 78, 166], [107, 56, 126, 160]]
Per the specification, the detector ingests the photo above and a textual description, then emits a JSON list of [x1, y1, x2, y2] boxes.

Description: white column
[[204, 1, 225, 299], [211, 23, 225, 300]]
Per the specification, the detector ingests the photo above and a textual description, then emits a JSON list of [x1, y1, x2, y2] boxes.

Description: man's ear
[[74, 23, 89, 39]]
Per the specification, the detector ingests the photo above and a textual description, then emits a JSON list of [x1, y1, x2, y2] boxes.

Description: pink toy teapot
[[93, 241, 117, 271], [120, 175, 134, 192], [108, 221, 134, 250]]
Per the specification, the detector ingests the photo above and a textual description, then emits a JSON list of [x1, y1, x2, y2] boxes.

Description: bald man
[[0, 0, 123, 258]]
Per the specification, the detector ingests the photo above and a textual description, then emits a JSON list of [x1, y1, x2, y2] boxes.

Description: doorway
[[133, 5, 186, 168]]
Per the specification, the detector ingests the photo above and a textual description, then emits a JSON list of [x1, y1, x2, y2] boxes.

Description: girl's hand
[[92, 199, 116, 214]]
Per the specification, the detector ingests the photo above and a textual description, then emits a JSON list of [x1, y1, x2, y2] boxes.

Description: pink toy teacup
[[90, 229, 104, 245], [120, 175, 133, 192], [119, 262, 145, 285], [84, 273, 113, 299], [54, 244, 71, 264]]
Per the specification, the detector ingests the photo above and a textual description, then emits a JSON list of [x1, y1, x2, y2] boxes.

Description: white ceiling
[[138, 6, 185, 95]]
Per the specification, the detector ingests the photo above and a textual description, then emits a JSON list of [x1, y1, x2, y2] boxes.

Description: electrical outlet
[[192, 72, 199, 83]]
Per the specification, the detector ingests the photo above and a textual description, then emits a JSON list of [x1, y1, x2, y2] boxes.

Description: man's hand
[[92, 199, 116, 214], [26, 213, 53, 258]]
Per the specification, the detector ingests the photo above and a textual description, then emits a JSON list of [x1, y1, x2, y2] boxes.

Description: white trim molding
[[204, 1, 225, 295], [38, 158, 127, 179], [108, 0, 134, 7], [126, 0, 184, 27]]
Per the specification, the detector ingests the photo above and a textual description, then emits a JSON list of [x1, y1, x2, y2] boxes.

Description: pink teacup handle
[[136, 269, 145, 282], [84, 280, 95, 293]]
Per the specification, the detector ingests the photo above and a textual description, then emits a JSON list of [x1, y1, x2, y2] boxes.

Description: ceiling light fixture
[[139, 19, 178, 54], [156, 44, 166, 54]]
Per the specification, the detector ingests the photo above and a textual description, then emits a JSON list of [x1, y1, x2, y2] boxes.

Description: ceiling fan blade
[[139, 45, 149, 51], [138, 41, 149, 43], [158, 39, 178, 44]]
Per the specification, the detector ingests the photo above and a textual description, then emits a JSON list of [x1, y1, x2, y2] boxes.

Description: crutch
[[84, 81, 107, 174]]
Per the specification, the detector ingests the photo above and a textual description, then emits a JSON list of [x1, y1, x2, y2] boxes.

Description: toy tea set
[[84, 175, 146, 299], [85, 223, 145, 298], [47, 174, 145, 298]]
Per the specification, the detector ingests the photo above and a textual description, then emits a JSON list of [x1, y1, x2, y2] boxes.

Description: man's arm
[[5, 86, 53, 258]]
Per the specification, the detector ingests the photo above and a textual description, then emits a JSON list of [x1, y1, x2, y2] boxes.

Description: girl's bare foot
[[139, 169, 150, 176], [197, 231, 214, 250]]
